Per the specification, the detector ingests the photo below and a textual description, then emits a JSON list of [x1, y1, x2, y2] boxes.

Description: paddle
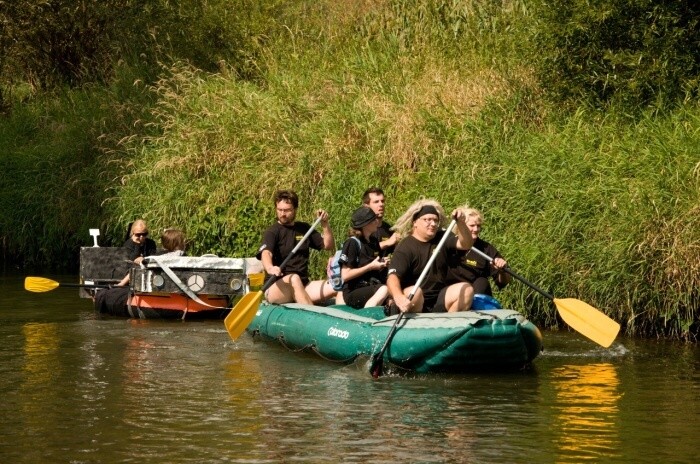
[[224, 215, 324, 341], [24, 277, 110, 293], [370, 218, 458, 378], [468, 246, 620, 348]]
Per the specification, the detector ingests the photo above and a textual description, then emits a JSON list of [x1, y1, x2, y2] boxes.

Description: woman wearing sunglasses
[[124, 219, 157, 264]]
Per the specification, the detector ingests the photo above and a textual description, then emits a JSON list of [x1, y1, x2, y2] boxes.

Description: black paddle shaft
[[467, 246, 555, 300]]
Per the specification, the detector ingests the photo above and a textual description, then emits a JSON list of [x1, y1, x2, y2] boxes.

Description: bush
[[532, 0, 700, 110]]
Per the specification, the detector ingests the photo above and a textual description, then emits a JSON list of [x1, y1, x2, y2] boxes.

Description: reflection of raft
[[247, 296, 543, 373], [81, 247, 261, 319]]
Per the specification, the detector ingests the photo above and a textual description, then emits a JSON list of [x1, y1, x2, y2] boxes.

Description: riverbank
[[1, 1, 697, 339]]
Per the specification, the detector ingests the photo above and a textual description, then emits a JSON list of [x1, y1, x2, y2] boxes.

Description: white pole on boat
[[89, 229, 100, 247], [370, 218, 458, 378]]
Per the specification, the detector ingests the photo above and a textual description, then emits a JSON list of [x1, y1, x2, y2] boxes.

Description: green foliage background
[[0, 0, 698, 339]]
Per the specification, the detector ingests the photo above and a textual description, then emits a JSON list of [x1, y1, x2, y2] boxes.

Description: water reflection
[[22, 322, 61, 384], [3, 270, 699, 464], [552, 363, 621, 463]]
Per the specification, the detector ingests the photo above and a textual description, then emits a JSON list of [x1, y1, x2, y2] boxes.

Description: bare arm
[[340, 258, 386, 282], [492, 257, 512, 286], [261, 249, 282, 277], [318, 209, 335, 250], [453, 209, 473, 250], [379, 232, 399, 250]]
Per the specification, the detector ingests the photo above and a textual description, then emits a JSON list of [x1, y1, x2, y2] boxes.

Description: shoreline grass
[[0, 1, 697, 340]]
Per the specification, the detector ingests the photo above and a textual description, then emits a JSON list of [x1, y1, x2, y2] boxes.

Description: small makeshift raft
[[247, 296, 543, 373], [80, 246, 263, 319]]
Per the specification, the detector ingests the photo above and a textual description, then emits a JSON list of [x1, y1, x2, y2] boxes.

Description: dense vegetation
[[1, 0, 698, 340]]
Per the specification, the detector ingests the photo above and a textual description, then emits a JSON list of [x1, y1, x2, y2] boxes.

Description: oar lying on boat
[[224, 215, 324, 341], [468, 246, 620, 348], [24, 276, 110, 293], [370, 218, 458, 379]]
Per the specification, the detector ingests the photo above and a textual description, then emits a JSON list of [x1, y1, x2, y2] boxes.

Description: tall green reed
[[0, 0, 696, 339]]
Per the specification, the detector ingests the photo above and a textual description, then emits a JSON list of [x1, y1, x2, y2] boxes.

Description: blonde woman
[[446, 207, 510, 295], [123, 219, 157, 264]]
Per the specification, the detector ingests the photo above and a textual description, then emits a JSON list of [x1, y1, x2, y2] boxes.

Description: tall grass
[[0, 62, 155, 268], [0, 0, 697, 339]]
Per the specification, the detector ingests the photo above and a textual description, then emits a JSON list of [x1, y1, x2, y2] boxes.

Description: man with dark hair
[[362, 187, 399, 257], [256, 190, 336, 304]]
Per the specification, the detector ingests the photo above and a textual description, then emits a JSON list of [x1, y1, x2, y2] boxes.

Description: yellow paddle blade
[[224, 291, 263, 341], [553, 298, 621, 348], [24, 277, 60, 293]]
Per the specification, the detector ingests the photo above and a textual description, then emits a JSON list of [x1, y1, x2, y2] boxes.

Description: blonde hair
[[459, 205, 483, 223], [392, 198, 446, 238], [131, 219, 148, 233]]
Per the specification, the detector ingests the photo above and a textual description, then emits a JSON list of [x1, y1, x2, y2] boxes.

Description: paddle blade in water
[[370, 356, 384, 379], [24, 277, 60, 293], [224, 291, 263, 341], [554, 298, 621, 348]]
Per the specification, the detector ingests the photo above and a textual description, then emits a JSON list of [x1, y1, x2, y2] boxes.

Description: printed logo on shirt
[[464, 258, 478, 267], [295, 234, 303, 241]]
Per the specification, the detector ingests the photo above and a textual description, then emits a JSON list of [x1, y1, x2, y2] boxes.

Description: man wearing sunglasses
[[124, 219, 157, 264]]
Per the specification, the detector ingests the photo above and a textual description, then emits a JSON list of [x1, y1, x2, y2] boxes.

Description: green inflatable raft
[[246, 296, 543, 373]]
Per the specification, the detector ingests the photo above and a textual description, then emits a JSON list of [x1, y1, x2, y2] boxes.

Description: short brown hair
[[161, 228, 186, 252], [274, 190, 299, 209], [362, 187, 385, 205]]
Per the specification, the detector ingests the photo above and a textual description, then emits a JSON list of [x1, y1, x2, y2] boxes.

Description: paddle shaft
[[65, 283, 112, 288], [24, 276, 112, 293], [260, 215, 324, 293], [60, 283, 111, 289], [469, 245, 621, 348], [467, 246, 554, 300], [371, 219, 458, 377]]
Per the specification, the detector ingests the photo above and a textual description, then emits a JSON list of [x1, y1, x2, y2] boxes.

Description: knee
[[289, 274, 305, 288], [463, 283, 474, 298]]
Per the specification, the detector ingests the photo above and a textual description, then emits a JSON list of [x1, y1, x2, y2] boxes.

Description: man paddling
[[386, 200, 474, 313], [256, 190, 336, 305]]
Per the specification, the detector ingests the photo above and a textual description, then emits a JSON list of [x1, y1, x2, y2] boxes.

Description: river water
[[1, 273, 697, 463]]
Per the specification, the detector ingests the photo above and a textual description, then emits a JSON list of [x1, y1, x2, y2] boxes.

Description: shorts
[[343, 283, 384, 309], [424, 286, 449, 313]]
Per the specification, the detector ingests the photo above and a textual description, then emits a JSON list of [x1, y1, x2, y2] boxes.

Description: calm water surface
[[1, 273, 698, 463]]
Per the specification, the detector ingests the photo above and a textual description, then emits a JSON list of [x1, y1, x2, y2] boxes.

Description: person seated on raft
[[445, 206, 511, 296], [123, 219, 157, 265], [337, 206, 390, 309], [95, 228, 188, 316], [386, 200, 474, 314], [155, 228, 187, 258], [256, 189, 336, 305], [116, 228, 187, 287], [362, 187, 400, 258]]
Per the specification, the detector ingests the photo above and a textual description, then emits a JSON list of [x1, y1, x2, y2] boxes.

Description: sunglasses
[[134, 232, 149, 237]]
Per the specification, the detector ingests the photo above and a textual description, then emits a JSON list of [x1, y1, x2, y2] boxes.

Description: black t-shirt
[[387, 230, 458, 301], [338, 235, 382, 291], [123, 237, 157, 261], [446, 238, 504, 287], [373, 220, 395, 257], [256, 221, 325, 281]]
